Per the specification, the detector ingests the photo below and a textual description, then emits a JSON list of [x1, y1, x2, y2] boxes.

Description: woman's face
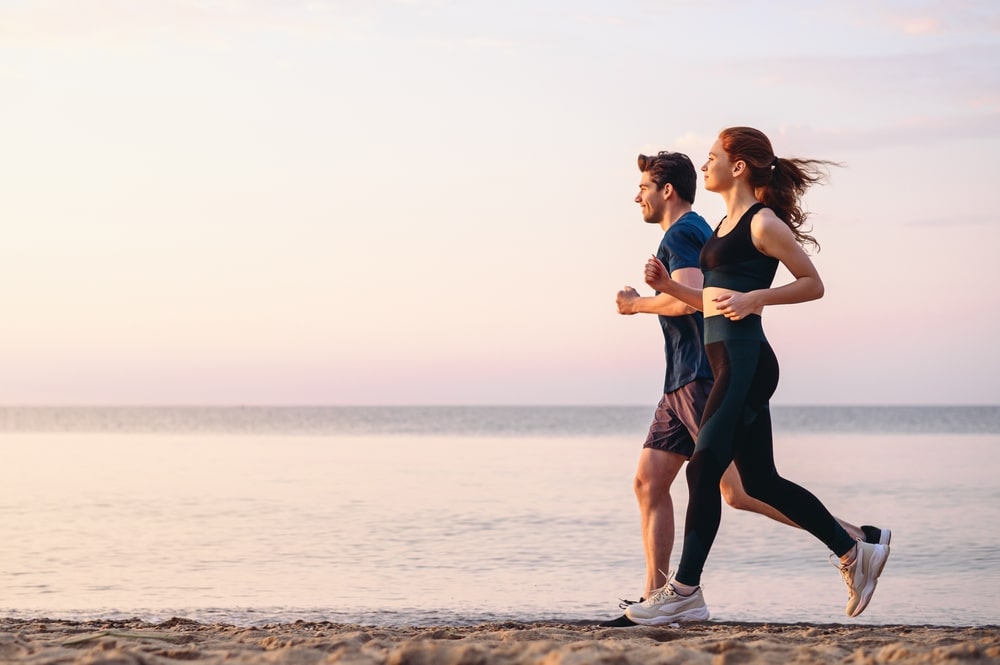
[[701, 137, 734, 193]]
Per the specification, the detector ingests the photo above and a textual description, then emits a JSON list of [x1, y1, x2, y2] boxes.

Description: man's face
[[635, 171, 667, 224]]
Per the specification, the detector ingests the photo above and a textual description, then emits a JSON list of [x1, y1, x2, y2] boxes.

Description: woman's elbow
[[807, 276, 825, 301]]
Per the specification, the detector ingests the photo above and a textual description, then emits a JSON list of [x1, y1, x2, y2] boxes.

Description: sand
[[1, 618, 997, 665]]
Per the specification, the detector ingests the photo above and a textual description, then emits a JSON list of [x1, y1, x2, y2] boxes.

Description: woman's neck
[[720, 186, 759, 221]]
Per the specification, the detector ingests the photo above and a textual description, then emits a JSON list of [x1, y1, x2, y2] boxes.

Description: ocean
[[1, 406, 998, 627]]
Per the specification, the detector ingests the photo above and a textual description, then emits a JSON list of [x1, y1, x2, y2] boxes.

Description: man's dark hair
[[637, 151, 697, 204]]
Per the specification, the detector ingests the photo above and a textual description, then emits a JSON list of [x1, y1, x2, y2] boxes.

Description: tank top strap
[[738, 202, 767, 226], [734, 202, 766, 241]]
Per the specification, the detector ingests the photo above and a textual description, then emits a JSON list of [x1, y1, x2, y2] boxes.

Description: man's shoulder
[[671, 211, 712, 235], [663, 211, 711, 245]]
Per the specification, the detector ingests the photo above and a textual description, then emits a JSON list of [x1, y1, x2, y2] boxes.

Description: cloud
[[898, 16, 942, 35], [883, 0, 1000, 36], [829, 0, 1000, 37], [660, 114, 1000, 159], [763, 113, 1000, 153], [703, 42, 1000, 124], [645, 107, 1000, 163], [672, 131, 717, 156]]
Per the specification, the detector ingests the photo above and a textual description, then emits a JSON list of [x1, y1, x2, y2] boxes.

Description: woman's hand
[[712, 291, 760, 320], [644, 256, 673, 293]]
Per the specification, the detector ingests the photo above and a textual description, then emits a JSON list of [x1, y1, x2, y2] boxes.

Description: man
[[603, 151, 889, 627]]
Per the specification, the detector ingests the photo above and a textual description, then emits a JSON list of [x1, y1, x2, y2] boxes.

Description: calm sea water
[[1, 406, 998, 627]]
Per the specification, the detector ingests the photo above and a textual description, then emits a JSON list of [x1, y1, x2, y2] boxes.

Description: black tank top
[[700, 202, 779, 292]]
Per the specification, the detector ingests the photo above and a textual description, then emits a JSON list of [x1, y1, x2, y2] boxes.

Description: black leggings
[[675, 315, 856, 587]]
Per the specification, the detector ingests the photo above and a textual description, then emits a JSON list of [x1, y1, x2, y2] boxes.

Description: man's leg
[[634, 447, 686, 596], [599, 392, 697, 626]]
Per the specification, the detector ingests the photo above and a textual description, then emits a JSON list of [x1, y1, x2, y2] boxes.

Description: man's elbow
[[664, 304, 696, 317]]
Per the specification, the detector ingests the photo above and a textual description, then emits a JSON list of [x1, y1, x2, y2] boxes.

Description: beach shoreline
[[2, 617, 997, 665]]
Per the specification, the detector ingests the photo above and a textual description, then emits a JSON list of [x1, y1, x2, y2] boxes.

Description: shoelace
[[618, 569, 671, 608], [644, 584, 678, 605], [830, 553, 855, 590], [617, 597, 642, 610], [639, 569, 681, 606]]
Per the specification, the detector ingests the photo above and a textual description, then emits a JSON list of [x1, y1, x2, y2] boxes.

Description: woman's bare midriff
[[703, 286, 765, 319]]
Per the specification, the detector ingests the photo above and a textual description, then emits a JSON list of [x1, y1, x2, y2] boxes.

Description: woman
[[625, 127, 889, 624]]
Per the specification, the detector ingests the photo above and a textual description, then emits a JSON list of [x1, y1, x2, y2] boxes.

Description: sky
[[1, 0, 998, 406]]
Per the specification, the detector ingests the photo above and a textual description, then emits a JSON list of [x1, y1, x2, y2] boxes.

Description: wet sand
[[1, 617, 997, 664]]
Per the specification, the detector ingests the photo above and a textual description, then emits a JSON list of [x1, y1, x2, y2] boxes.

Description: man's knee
[[634, 470, 672, 503], [634, 449, 684, 501]]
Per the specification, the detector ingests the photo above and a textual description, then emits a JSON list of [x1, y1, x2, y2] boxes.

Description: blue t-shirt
[[656, 211, 713, 393]]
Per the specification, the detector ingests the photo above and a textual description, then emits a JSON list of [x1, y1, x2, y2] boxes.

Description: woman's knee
[[730, 469, 781, 507], [686, 451, 726, 496]]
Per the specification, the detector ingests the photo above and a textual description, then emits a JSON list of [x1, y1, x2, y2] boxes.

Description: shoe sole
[[849, 544, 889, 617], [626, 607, 710, 625], [878, 529, 892, 546]]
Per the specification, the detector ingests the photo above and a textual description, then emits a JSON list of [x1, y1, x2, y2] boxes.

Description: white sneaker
[[624, 577, 710, 625], [835, 540, 889, 617]]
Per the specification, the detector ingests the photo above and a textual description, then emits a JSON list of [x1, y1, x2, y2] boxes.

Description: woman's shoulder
[[750, 206, 791, 237]]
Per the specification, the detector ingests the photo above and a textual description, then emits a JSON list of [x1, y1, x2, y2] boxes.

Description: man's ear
[[661, 183, 673, 200]]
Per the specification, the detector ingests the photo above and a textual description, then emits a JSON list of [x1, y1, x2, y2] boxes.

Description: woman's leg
[[674, 336, 758, 587], [731, 341, 855, 557]]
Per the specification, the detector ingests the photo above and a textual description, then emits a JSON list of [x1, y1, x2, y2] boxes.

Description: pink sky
[[1, 0, 998, 405]]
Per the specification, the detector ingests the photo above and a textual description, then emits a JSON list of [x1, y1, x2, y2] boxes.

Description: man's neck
[[660, 203, 694, 231]]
